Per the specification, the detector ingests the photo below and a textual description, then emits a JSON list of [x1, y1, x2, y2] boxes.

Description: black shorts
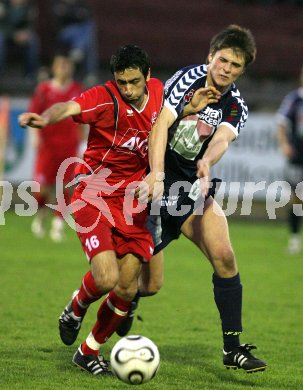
[[147, 176, 221, 255]]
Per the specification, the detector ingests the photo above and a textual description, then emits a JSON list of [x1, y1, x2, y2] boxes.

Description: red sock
[[92, 291, 132, 344], [81, 340, 99, 356], [72, 271, 103, 317]]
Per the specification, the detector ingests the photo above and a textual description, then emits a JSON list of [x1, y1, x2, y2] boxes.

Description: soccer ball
[[110, 335, 160, 385]]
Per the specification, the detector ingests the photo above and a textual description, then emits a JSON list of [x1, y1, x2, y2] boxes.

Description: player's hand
[[134, 171, 164, 203], [196, 159, 210, 197], [183, 86, 221, 116], [18, 112, 49, 129]]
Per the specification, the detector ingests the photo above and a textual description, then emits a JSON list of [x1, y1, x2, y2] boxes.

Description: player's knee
[[149, 283, 162, 295], [142, 279, 163, 296], [222, 253, 237, 272], [115, 284, 138, 301], [91, 252, 120, 292], [210, 247, 237, 274], [94, 270, 119, 293], [138, 273, 163, 296]]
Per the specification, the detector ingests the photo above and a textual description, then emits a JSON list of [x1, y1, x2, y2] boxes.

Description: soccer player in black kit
[[277, 65, 303, 255], [119, 24, 267, 373]]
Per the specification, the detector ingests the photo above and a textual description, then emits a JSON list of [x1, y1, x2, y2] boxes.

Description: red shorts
[[34, 148, 77, 186], [72, 187, 154, 262]]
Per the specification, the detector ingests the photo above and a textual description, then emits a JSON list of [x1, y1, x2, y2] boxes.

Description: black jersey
[[276, 88, 303, 164], [164, 64, 248, 181]]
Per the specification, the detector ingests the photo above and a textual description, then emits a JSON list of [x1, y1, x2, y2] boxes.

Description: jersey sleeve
[[276, 91, 296, 126], [164, 66, 205, 119], [220, 91, 249, 138], [72, 86, 110, 124]]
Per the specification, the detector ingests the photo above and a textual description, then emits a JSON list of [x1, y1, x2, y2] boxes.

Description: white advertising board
[[212, 112, 287, 201], [3, 101, 287, 202]]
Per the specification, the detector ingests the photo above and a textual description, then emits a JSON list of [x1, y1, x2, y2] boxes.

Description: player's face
[[207, 48, 245, 92], [52, 56, 74, 81], [114, 67, 150, 109]]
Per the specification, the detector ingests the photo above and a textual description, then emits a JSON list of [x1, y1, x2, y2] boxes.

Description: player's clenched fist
[[18, 112, 49, 128]]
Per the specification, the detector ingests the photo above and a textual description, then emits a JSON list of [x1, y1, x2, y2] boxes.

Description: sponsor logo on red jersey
[[116, 128, 149, 157]]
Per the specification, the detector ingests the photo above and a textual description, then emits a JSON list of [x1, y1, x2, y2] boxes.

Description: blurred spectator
[[28, 53, 85, 242], [0, 0, 40, 80], [276, 65, 303, 255], [53, 0, 99, 83]]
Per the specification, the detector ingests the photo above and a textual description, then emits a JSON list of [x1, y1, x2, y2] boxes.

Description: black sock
[[289, 209, 300, 234], [213, 273, 242, 352], [133, 291, 141, 304]]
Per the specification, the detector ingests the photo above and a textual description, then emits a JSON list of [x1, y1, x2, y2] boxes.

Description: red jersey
[[73, 78, 164, 196], [28, 80, 83, 153]]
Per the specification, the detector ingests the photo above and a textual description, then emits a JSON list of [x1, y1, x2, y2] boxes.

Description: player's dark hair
[[110, 45, 150, 79], [209, 24, 256, 67], [53, 43, 73, 59]]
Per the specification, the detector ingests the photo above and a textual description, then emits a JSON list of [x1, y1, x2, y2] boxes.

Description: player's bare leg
[[138, 251, 164, 296], [49, 186, 73, 242], [114, 253, 143, 299], [59, 250, 118, 346], [116, 251, 164, 336], [31, 206, 49, 238], [90, 250, 120, 292], [31, 184, 52, 238], [181, 197, 237, 278], [73, 253, 142, 375], [181, 197, 266, 373], [287, 191, 302, 254]]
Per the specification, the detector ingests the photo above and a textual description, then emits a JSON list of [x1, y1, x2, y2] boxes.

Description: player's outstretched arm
[[197, 125, 235, 196], [19, 101, 81, 129], [149, 106, 175, 176], [277, 122, 295, 160], [135, 106, 175, 203], [18, 112, 47, 129]]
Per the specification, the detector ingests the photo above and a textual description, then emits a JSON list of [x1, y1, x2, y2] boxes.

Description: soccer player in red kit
[[19, 45, 164, 376], [29, 53, 83, 242]]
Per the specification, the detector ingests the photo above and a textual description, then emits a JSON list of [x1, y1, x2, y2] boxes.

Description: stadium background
[[1, 0, 303, 220], [1, 3, 303, 389]]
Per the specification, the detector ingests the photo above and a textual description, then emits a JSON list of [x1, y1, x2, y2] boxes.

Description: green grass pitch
[[1, 210, 303, 389]]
